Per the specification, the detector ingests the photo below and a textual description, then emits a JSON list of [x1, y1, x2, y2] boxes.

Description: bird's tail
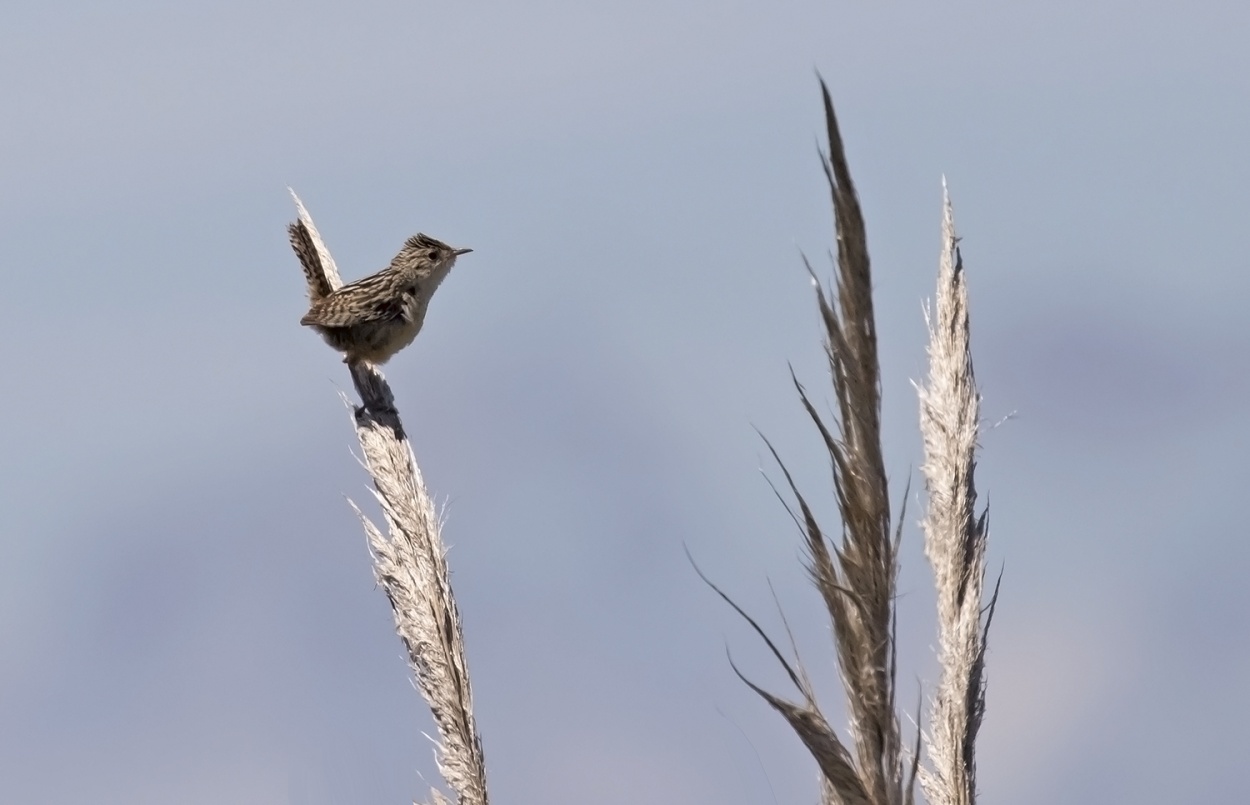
[[289, 220, 337, 303]]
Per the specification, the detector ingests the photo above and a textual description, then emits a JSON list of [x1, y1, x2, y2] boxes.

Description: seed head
[[299, 233, 471, 364]]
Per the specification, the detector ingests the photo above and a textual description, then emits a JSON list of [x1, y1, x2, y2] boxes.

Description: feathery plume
[[703, 79, 913, 805], [915, 182, 997, 805]]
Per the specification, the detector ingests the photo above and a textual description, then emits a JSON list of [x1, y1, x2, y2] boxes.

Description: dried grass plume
[[699, 79, 916, 805], [701, 85, 999, 805], [915, 182, 998, 805]]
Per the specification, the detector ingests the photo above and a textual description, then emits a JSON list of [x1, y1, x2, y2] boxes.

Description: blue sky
[[2, 1, 1248, 802]]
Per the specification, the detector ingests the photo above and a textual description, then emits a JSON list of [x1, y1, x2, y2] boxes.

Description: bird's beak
[[454, 247, 473, 255]]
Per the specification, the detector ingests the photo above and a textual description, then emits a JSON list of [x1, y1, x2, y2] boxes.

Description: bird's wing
[[300, 280, 408, 327]]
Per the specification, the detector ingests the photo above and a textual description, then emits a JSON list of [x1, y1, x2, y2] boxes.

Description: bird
[[298, 233, 471, 365]]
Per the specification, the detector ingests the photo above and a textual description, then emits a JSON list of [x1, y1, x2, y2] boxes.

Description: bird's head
[[396, 233, 472, 284]]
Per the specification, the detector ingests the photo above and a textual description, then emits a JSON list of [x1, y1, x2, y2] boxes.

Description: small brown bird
[[299, 233, 471, 364]]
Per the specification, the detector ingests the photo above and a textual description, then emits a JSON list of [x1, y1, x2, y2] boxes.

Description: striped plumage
[[300, 233, 471, 364]]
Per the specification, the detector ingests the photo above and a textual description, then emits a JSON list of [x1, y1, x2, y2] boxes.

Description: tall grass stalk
[[288, 191, 488, 805], [708, 84, 996, 805], [915, 184, 997, 805], [704, 80, 914, 805]]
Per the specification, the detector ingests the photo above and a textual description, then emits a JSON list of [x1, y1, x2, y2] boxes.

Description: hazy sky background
[[2, 1, 1248, 802]]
